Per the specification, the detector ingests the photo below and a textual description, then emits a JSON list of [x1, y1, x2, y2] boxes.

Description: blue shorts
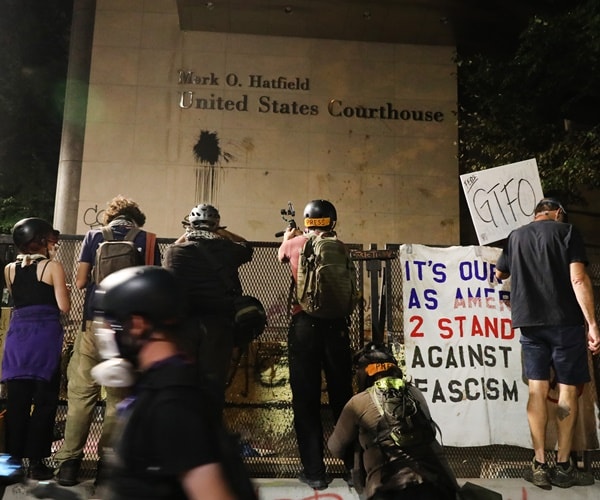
[[520, 325, 590, 385]]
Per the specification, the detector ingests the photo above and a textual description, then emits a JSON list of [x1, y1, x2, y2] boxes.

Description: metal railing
[[0, 235, 598, 480]]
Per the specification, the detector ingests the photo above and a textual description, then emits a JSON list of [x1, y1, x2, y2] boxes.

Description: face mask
[[91, 320, 137, 388]]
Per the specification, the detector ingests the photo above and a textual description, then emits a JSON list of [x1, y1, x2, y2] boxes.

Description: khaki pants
[[53, 322, 128, 464]]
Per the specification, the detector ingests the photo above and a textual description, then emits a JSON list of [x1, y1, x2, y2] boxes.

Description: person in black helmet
[[277, 199, 354, 490], [91, 266, 256, 500], [163, 203, 253, 415], [328, 343, 460, 500], [2, 218, 70, 480]]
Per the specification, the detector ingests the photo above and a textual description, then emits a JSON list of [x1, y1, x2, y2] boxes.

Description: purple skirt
[[1, 304, 64, 382]]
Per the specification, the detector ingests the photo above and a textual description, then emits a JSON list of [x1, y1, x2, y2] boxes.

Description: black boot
[[56, 458, 81, 486], [28, 459, 54, 480]]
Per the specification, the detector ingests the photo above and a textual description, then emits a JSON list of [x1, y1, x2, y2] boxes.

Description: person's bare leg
[[555, 383, 578, 463], [527, 379, 550, 463]]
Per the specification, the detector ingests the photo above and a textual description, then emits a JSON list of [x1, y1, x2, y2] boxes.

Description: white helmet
[[188, 204, 220, 230]]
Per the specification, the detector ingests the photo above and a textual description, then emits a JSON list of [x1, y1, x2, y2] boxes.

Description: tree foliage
[[457, 0, 600, 205], [0, 0, 72, 233]]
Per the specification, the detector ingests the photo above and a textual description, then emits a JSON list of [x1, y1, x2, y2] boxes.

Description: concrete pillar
[[53, 0, 96, 234]]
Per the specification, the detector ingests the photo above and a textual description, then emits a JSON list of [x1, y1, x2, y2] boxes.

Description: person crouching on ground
[[328, 343, 459, 500]]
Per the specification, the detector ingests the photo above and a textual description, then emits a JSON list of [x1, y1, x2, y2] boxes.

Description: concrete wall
[[75, 0, 458, 247]]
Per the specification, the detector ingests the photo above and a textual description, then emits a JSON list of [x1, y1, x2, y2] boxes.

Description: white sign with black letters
[[460, 159, 544, 245]]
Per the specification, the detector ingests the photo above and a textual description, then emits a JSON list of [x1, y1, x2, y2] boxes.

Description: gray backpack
[[93, 226, 143, 284]]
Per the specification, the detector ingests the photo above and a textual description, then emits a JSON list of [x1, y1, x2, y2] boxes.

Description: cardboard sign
[[460, 159, 544, 245]]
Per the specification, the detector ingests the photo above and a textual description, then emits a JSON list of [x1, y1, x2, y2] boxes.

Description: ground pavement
[[1, 477, 600, 499]]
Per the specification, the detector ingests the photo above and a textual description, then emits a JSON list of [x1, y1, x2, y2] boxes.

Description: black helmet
[[354, 342, 401, 390], [303, 200, 337, 230], [354, 342, 398, 367], [188, 203, 220, 230], [12, 217, 59, 252], [93, 266, 183, 327]]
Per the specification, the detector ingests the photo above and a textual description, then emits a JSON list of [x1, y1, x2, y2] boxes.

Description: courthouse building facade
[[55, 0, 460, 247]]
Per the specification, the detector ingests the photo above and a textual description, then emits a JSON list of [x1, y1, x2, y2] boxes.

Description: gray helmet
[[188, 204, 220, 230], [303, 200, 337, 230], [12, 217, 59, 253]]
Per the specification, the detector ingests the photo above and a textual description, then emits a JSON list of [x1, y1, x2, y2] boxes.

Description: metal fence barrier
[[0, 235, 599, 480]]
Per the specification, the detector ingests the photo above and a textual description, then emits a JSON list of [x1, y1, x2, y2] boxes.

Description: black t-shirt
[[496, 220, 587, 328], [107, 359, 221, 500]]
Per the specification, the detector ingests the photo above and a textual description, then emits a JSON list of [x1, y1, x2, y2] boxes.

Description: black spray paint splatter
[[192, 130, 232, 166]]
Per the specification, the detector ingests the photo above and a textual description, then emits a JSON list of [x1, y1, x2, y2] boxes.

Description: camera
[[275, 202, 297, 237]]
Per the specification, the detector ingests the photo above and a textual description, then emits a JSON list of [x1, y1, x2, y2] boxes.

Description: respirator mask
[[90, 317, 140, 388]]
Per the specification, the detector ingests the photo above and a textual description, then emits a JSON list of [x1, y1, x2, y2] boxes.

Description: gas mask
[[90, 317, 140, 388]]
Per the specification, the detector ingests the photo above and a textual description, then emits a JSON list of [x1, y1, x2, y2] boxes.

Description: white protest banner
[[460, 158, 544, 245], [400, 244, 529, 447]]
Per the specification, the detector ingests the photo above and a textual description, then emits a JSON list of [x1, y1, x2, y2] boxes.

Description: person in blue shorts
[[495, 198, 600, 489]]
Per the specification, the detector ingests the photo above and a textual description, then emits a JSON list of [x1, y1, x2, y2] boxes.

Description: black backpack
[[369, 377, 436, 458], [369, 378, 467, 500]]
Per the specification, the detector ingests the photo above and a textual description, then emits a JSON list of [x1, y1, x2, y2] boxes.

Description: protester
[[90, 266, 255, 499], [328, 343, 459, 500], [277, 199, 355, 490], [54, 195, 160, 486], [2, 218, 70, 480], [495, 197, 600, 488], [163, 203, 253, 414]]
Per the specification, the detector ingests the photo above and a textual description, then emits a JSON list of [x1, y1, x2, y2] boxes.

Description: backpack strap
[[101, 226, 113, 241], [102, 225, 141, 243], [124, 227, 141, 242], [144, 232, 157, 265], [302, 233, 316, 259], [368, 385, 385, 417], [296, 235, 315, 302]]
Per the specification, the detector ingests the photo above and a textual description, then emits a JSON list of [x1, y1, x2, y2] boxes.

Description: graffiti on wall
[[192, 130, 234, 205], [82, 204, 105, 229]]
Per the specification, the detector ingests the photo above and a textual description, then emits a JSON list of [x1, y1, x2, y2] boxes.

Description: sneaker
[[549, 459, 595, 488], [56, 458, 81, 486], [523, 459, 551, 489], [28, 460, 54, 481], [298, 471, 332, 490]]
